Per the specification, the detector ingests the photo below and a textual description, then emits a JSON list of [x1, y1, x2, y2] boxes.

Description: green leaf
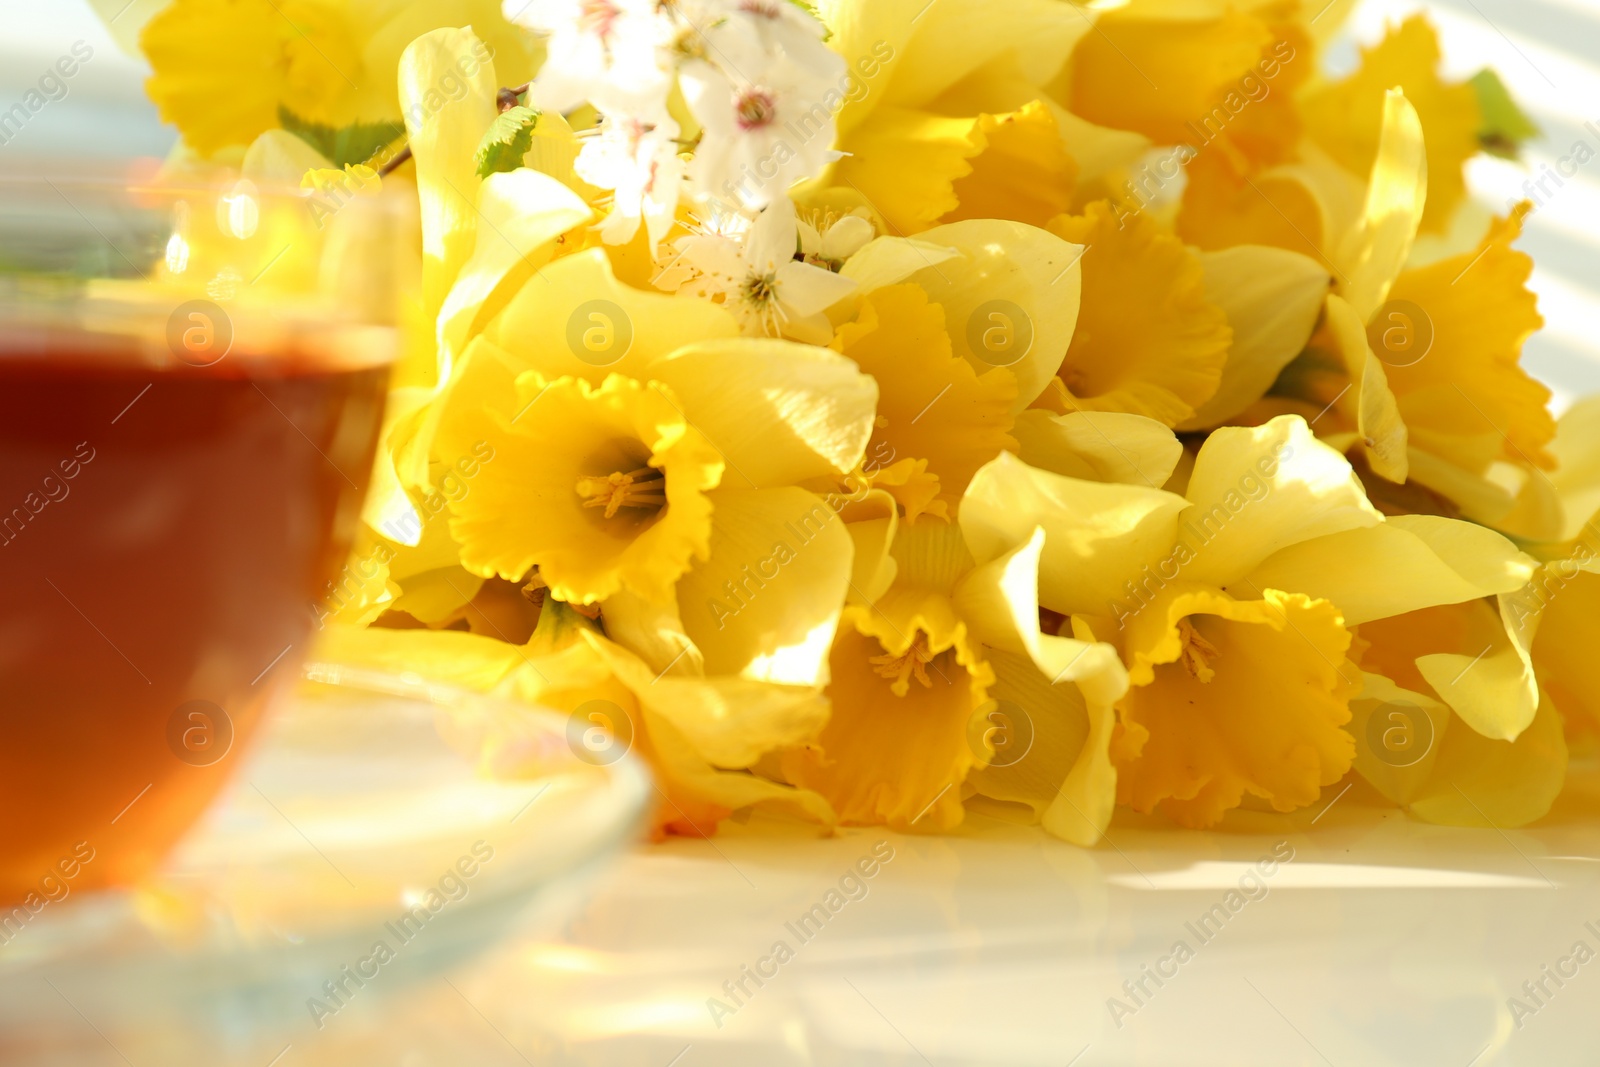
[[475, 105, 543, 179], [1469, 69, 1540, 160], [787, 0, 831, 38], [277, 106, 406, 169]]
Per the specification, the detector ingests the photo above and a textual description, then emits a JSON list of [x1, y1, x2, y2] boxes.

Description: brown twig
[[376, 145, 412, 177]]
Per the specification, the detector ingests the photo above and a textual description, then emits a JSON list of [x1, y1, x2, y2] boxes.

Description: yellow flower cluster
[[126, 0, 1598, 841]]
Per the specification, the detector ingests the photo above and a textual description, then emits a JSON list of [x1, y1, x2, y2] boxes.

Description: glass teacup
[[0, 169, 408, 910]]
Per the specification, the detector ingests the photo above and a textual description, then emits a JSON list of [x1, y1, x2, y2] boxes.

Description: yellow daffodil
[[1528, 556, 1600, 746], [450, 372, 725, 605], [1519, 397, 1600, 746], [1262, 91, 1557, 536], [1176, 147, 1351, 263], [846, 217, 1086, 418], [782, 520, 1124, 835], [1301, 15, 1481, 235], [364, 28, 597, 564], [139, 0, 537, 157], [1344, 596, 1565, 828], [1012, 410, 1186, 488], [320, 601, 834, 836], [1234, 477, 1556, 826], [816, 0, 1083, 233], [427, 275, 879, 685], [964, 414, 1541, 826], [1037, 201, 1231, 427], [1065, 2, 1310, 176], [830, 284, 1017, 520], [1110, 583, 1356, 826], [822, 215, 1086, 524]]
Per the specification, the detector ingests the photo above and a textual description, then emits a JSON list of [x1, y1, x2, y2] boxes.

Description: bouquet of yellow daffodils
[[123, 0, 1596, 843]]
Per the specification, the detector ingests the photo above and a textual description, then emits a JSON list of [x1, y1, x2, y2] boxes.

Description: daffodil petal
[[478, 248, 741, 387], [436, 169, 593, 364], [648, 338, 878, 489], [843, 504, 900, 605], [1529, 566, 1600, 737], [962, 450, 1189, 617], [1053, 106, 1150, 188], [888, 0, 1081, 107], [1302, 15, 1480, 235], [966, 646, 1114, 845], [831, 284, 1017, 512], [1043, 622, 1123, 846], [1180, 246, 1330, 431], [952, 527, 1128, 694], [389, 567, 483, 626], [399, 28, 498, 344], [1323, 292, 1408, 482], [243, 129, 334, 182], [361, 385, 433, 543], [1406, 689, 1566, 828], [1242, 514, 1538, 626], [1181, 415, 1381, 587], [1405, 447, 1518, 525], [1337, 88, 1427, 324], [313, 624, 526, 691], [838, 236, 961, 296], [587, 637, 828, 769], [1348, 671, 1451, 807], [1551, 395, 1600, 540], [814, 0, 921, 139], [909, 218, 1084, 413], [1012, 410, 1183, 487], [600, 587, 703, 680], [1416, 594, 1538, 741], [832, 107, 986, 234], [644, 705, 837, 828], [677, 487, 853, 686], [1042, 202, 1230, 427]]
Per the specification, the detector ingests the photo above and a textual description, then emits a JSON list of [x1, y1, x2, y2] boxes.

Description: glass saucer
[[0, 665, 652, 1065]]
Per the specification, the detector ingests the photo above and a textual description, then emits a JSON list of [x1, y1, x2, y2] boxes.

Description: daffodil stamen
[[869, 634, 938, 691], [576, 466, 667, 518], [1176, 617, 1219, 683]]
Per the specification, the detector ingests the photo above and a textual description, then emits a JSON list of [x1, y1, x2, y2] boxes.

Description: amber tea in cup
[[0, 173, 406, 910]]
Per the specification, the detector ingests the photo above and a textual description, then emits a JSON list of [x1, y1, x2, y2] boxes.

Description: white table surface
[[271, 766, 1600, 1067]]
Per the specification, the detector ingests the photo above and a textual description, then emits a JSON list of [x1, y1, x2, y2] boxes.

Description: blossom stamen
[[735, 89, 778, 130], [742, 271, 787, 335], [577, 466, 667, 518]]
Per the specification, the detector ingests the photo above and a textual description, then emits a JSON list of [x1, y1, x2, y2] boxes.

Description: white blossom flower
[[666, 0, 837, 83], [575, 116, 685, 253], [797, 208, 874, 271], [656, 197, 855, 343], [680, 50, 844, 210], [519, 0, 675, 118], [723, 0, 838, 78]]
